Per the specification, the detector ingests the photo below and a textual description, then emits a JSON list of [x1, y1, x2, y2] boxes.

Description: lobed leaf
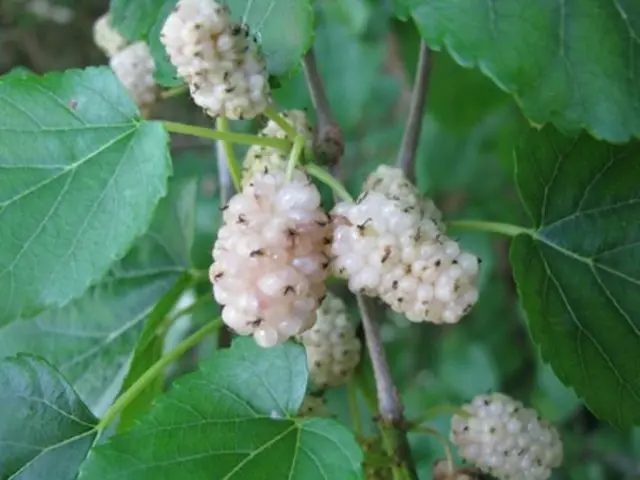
[[0, 67, 171, 324], [511, 126, 640, 427], [410, 0, 640, 142], [0, 355, 98, 480], [0, 179, 196, 414], [80, 339, 362, 479]]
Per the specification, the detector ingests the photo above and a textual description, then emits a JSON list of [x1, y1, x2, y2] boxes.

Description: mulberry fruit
[[93, 14, 128, 58], [450, 393, 563, 480], [297, 293, 361, 389], [210, 168, 331, 347], [331, 166, 480, 324], [109, 42, 157, 115], [160, 0, 270, 119]]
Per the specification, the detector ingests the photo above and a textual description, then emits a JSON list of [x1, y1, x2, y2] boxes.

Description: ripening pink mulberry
[[210, 168, 331, 347]]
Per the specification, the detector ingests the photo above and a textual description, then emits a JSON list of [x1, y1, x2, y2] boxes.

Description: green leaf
[[416, 113, 517, 196], [274, 16, 385, 132], [147, 0, 182, 87], [0, 355, 98, 480], [0, 178, 196, 414], [109, 0, 167, 41], [437, 333, 499, 400], [410, 0, 640, 142], [322, 0, 372, 36], [510, 126, 640, 427], [532, 359, 580, 423], [173, 150, 222, 269], [227, 0, 314, 77], [0, 66, 171, 324], [116, 275, 191, 431], [391, 0, 411, 20], [5, 66, 35, 79], [80, 339, 363, 479]]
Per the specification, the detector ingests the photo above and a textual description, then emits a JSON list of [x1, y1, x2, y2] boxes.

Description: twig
[[302, 49, 344, 167], [215, 140, 234, 349], [396, 41, 432, 184], [356, 296, 401, 420], [357, 296, 418, 479], [302, 44, 418, 479]]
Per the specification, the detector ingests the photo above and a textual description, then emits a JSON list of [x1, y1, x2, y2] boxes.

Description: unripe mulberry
[[298, 394, 329, 417], [297, 293, 361, 389], [93, 14, 128, 57], [210, 168, 331, 348], [160, 0, 270, 119], [243, 110, 314, 187], [109, 42, 157, 115], [451, 393, 563, 480], [330, 166, 480, 324]]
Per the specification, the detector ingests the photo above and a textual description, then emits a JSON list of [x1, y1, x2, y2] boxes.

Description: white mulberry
[[243, 110, 314, 187], [209, 168, 331, 348], [160, 0, 270, 120], [451, 393, 563, 480], [109, 42, 157, 115], [93, 14, 128, 58], [330, 165, 480, 324], [297, 293, 361, 389]]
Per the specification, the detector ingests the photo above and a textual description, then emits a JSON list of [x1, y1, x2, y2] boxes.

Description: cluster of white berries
[[243, 110, 314, 187], [93, 14, 157, 115], [209, 168, 331, 348], [331, 165, 480, 324], [297, 293, 361, 389], [451, 393, 563, 479], [161, 0, 270, 120]]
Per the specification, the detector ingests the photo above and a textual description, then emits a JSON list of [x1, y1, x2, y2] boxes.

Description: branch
[[302, 49, 344, 167], [302, 45, 418, 479], [357, 296, 418, 479], [396, 41, 432, 184], [215, 140, 234, 349]]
